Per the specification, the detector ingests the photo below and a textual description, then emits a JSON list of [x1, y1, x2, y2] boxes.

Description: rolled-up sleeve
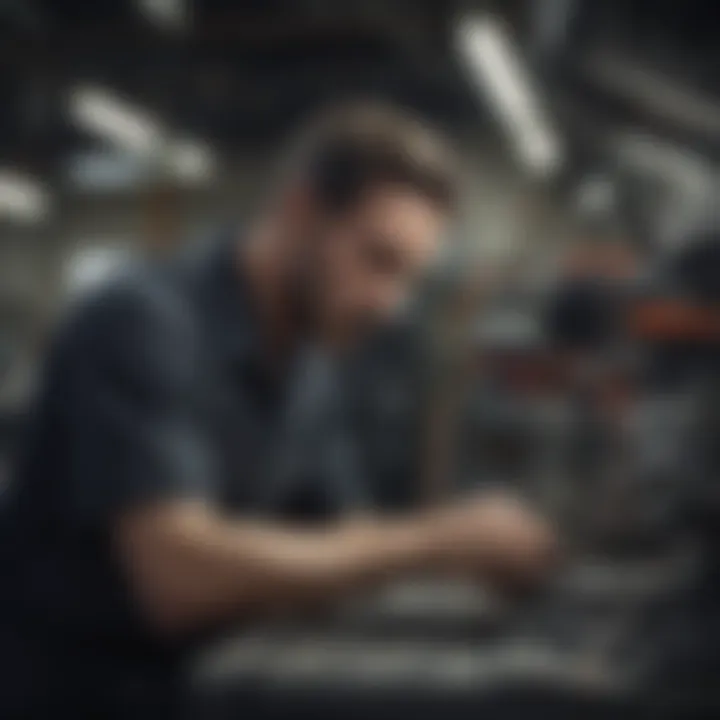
[[60, 277, 215, 522]]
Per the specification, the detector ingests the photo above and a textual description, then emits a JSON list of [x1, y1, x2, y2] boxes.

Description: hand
[[426, 492, 560, 590]]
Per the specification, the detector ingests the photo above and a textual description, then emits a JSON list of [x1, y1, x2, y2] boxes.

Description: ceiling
[[0, 1, 483, 173], [0, 0, 717, 241]]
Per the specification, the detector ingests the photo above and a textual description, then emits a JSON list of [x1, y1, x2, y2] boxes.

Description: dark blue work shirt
[[0, 236, 366, 708]]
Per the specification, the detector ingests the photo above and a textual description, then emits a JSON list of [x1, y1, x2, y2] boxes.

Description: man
[[0, 103, 556, 717]]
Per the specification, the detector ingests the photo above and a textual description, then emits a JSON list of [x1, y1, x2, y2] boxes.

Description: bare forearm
[[119, 493, 557, 635], [118, 505, 432, 634]]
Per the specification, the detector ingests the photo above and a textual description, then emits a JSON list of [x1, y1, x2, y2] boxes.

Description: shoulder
[[67, 260, 194, 338], [55, 262, 201, 382]]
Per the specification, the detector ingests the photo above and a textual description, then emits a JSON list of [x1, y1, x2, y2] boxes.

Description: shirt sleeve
[[59, 277, 215, 522]]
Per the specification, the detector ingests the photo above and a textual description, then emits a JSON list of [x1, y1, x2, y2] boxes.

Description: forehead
[[346, 184, 448, 236]]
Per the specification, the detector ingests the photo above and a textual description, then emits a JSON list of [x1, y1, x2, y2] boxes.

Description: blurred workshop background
[[1, 0, 718, 500], [1, 0, 719, 715]]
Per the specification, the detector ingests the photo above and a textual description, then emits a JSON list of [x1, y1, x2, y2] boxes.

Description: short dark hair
[[285, 101, 460, 213]]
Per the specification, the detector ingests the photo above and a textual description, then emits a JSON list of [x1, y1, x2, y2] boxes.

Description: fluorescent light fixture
[[67, 151, 155, 193], [69, 86, 163, 154], [588, 51, 720, 142], [165, 139, 215, 185], [135, 0, 188, 32], [616, 133, 715, 248], [456, 15, 563, 176], [68, 85, 217, 185], [0, 170, 50, 223]]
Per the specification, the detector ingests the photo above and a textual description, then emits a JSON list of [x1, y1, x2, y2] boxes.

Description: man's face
[[293, 185, 447, 348]]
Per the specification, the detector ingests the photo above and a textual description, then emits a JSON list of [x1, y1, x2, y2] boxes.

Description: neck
[[239, 218, 299, 359]]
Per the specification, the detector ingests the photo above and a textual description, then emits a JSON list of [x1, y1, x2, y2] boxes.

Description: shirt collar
[[189, 231, 339, 388], [190, 231, 260, 368]]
